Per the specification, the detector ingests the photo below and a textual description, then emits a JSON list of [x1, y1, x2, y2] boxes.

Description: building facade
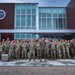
[[0, 0, 75, 40]]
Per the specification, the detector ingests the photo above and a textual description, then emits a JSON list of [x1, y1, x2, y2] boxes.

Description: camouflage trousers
[[51, 49, 56, 59], [15, 49, 20, 59], [28, 50, 35, 59], [46, 50, 50, 59], [21, 50, 27, 59], [65, 48, 70, 58], [57, 50, 62, 59], [62, 49, 66, 59], [39, 50, 46, 59]]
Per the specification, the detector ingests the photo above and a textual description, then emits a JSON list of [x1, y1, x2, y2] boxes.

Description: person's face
[[41, 38, 44, 41], [68, 40, 69, 43], [2, 39, 5, 42], [7, 38, 9, 40], [0, 42, 1, 45], [70, 40, 73, 43]]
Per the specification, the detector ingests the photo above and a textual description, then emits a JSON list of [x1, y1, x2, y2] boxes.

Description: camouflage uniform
[[70, 42, 74, 58], [45, 41, 50, 59], [61, 42, 66, 59], [65, 42, 70, 58], [50, 42, 56, 59], [29, 42, 36, 61], [36, 42, 41, 59], [21, 42, 27, 59], [15, 43, 21, 60], [3, 43, 10, 54], [2, 41, 6, 53], [56, 42, 62, 59], [9, 42, 15, 60], [0, 44, 3, 60], [40, 41, 46, 61]]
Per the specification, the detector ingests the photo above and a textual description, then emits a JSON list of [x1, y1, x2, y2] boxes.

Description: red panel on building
[[0, 3, 15, 29], [66, 0, 75, 29], [1, 33, 14, 41], [0, 3, 15, 40]]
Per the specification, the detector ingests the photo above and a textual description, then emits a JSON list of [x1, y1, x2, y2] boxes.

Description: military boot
[[34, 58, 36, 62], [28, 59, 31, 62], [44, 58, 47, 62], [40, 59, 42, 62]]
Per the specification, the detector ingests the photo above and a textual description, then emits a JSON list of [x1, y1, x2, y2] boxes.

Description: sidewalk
[[0, 59, 75, 66]]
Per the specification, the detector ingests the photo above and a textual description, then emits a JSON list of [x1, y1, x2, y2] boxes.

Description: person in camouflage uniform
[[21, 40, 27, 59], [2, 39, 6, 52], [36, 40, 41, 61], [72, 39, 75, 58], [70, 40, 75, 58], [65, 40, 70, 59], [56, 39, 62, 59], [3, 42, 10, 54], [28, 39, 36, 62], [15, 40, 21, 60], [45, 39, 50, 59], [61, 40, 66, 59], [50, 39, 57, 59], [40, 38, 47, 62], [3, 38, 10, 54], [8, 40, 16, 60], [0, 42, 3, 60]]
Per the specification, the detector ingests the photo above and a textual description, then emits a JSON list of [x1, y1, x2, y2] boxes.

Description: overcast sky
[[0, 0, 71, 7]]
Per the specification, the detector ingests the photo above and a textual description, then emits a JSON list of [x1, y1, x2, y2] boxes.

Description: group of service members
[[0, 38, 75, 62]]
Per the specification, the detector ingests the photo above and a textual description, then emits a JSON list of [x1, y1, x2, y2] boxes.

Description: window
[[15, 3, 37, 39], [21, 4, 26, 14], [32, 4, 36, 14], [47, 18, 51, 29], [32, 15, 36, 26], [21, 15, 25, 26], [42, 18, 46, 29], [16, 4, 20, 14], [47, 8, 51, 17], [16, 15, 20, 26], [41, 8, 46, 17], [27, 4, 31, 14], [39, 7, 67, 30]]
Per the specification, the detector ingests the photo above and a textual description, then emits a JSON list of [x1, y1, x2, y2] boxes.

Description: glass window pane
[[42, 18, 46, 29], [16, 15, 20, 26], [52, 8, 57, 13], [58, 14, 62, 17], [32, 15, 36, 26], [26, 34, 31, 39], [39, 8, 41, 17], [39, 18, 41, 29], [58, 18, 63, 29], [58, 8, 63, 14], [21, 33, 25, 39], [16, 4, 20, 14], [47, 18, 51, 29], [15, 33, 20, 38], [53, 13, 57, 17], [41, 8, 46, 17], [47, 8, 51, 17], [53, 18, 58, 29], [63, 18, 67, 29], [32, 34, 36, 38], [27, 4, 31, 14], [21, 15, 25, 26], [63, 13, 66, 17], [21, 4, 26, 14], [27, 15, 31, 27], [32, 4, 36, 14]]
